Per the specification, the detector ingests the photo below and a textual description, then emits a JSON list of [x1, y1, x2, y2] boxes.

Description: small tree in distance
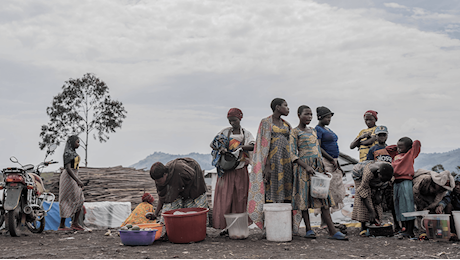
[[39, 73, 127, 166]]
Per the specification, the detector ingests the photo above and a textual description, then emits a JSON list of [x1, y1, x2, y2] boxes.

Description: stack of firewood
[[45, 166, 212, 210]]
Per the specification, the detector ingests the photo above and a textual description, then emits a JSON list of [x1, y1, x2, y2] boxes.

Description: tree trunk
[[85, 128, 89, 167]]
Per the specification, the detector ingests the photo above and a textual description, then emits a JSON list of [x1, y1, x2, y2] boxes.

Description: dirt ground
[[1, 224, 459, 259]]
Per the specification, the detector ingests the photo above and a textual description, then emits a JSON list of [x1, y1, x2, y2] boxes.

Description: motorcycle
[[0, 144, 58, 236]]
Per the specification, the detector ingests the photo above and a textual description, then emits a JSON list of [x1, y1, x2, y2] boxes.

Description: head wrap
[[63, 135, 79, 167], [430, 170, 455, 191], [316, 106, 334, 120], [364, 110, 378, 121], [455, 174, 460, 184], [227, 108, 243, 120], [142, 192, 155, 203]]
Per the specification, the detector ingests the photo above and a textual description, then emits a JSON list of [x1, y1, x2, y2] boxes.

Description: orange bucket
[[137, 223, 163, 241]]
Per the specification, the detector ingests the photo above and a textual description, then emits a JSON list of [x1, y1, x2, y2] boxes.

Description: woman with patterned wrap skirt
[[58, 135, 86, 231]]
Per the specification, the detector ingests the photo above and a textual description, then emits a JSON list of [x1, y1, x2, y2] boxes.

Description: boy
[[350, 110, 379, 162], [366, 125, 400, 232], [366, 125, 392, 163], [436, 174, 460, 239], [386, 137, 421, 238]]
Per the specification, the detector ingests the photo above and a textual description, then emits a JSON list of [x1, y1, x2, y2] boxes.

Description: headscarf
[[364, 110, 378, 121], [316, 106, 334, 120], [227, 108, 243, 120], [142, 192, 155, 204], [430, 170, 455, 191], [455, 174, 460, 184], [63, 135, 79, 167]]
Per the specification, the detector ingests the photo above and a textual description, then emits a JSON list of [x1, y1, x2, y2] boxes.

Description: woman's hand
[[263, 167, 271, 184], [302, 164, 315, 175], [369, 210, 379, 224], [145, 212, 157, 220], [435, 205, 444, 214], [76, 179, 84, 188], [360, 132, 371, 140]]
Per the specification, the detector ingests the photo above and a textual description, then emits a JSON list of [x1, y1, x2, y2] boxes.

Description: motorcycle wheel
[[6, 208, 21, 237], [26, 216, 45, 233], [0, 209, 4, 229]]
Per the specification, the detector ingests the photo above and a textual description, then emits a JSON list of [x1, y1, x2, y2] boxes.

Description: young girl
[[350, 110, 379, 162], [289, 105, 347, 240]]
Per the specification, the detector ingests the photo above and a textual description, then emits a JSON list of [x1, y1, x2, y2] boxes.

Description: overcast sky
[[1, 0, 459, 172]]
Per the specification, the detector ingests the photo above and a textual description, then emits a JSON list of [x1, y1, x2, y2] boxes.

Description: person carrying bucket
[[210, 108, 255, 236], [289, 105, 348, 240], [148, 158, 208, 225]]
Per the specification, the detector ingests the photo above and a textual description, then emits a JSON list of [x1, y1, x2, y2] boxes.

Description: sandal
[[71, 225, 85, 231], [57, 227, 73, 231], [328, 231, 349, 241], [304, 230, 316, 239], [359, 229, 370, 237]]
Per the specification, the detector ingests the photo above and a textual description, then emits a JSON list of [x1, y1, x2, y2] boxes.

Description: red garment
[[386, 140, 421, 180]]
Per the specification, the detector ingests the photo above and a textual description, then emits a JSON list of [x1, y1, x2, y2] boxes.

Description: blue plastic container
[[119, 229, 157, 246]]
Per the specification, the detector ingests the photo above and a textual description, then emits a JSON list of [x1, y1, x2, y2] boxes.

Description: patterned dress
[[121, 202, 157, 226], [351, 163, 384, 222], [265, 122, 293, 203], [59, 155, 84, 218], [247, 116, 292, 230], [289, 127, 333, 211]]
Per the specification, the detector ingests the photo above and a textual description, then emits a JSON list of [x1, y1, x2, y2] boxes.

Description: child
[[366, 125, 392, 163], [351, 162, 394, 235], [350, 110, 379, 162], [386, 137, 421, 238], [366, 125, 400, 232]]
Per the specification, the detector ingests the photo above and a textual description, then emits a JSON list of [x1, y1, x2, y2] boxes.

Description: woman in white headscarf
[[413, 169, 455, 212]]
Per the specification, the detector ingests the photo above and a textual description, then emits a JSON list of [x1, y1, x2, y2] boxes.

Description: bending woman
[[248, 98, 293, 230], [289, 105, 347, 240], [210, 108, 255, 232], [58, 135, 85, 231]]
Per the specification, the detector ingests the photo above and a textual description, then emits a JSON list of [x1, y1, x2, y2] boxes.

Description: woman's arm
[[65, 163, 83, 188], [154, 197, 164, 217], [240, 144, 254, 151], [360, 135, 377, 146]]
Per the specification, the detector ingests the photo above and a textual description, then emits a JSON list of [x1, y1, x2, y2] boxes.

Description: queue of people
[[56, 98, 459, 242]]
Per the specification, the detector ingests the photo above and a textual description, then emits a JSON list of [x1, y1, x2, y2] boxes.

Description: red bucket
[[162, 207, 209, 243]]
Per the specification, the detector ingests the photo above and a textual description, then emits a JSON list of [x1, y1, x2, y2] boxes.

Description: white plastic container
[[452, 211, 460, 235], [224, 212, 249, 240], [263, 203, 292, 242], [421, 214, 450, 240], [402, 210, 429, 217], [311, 172, 332, 199]]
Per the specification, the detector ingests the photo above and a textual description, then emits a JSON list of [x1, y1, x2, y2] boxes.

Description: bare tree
[[39, 73, 127, 166]]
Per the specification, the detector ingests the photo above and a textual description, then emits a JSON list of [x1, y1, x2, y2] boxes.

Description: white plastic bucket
[[311, 172, 332, 199], [263, 203, 292, 242], [224, 212, 249, 240], [452, 211, 460, 235]]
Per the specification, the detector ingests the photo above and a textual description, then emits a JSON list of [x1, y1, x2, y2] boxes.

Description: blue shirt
[[315, 125, 339, 158]]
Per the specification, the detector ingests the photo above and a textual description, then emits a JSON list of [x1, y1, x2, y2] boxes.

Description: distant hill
[[414, 148, 460, 174], [130, 152, 214, 171], [131, 148, 460, 174]]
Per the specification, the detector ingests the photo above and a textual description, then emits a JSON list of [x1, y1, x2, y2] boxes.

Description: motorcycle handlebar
[[44, 161, 59, 166]]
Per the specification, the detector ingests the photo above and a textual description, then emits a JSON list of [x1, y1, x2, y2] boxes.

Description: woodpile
[[45, 166, 212, 210]]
